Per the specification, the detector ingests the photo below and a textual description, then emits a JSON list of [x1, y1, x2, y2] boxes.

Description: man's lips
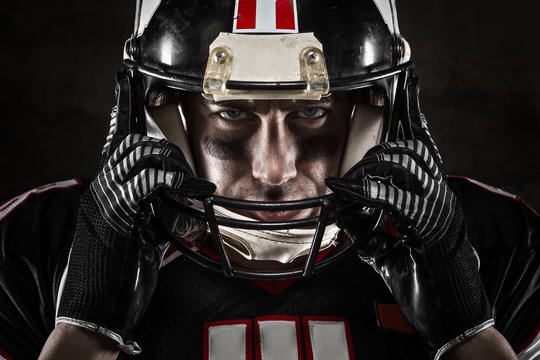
[[248, 210, 304, 222]]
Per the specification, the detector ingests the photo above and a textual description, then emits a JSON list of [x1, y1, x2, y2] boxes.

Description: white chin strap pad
[[214, 205, 341, 264], [146, 103, 197, 175], [339, 104, 384, 177]]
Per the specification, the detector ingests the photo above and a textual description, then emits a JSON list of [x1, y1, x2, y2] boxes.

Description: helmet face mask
[[120, 0, 415, 279]]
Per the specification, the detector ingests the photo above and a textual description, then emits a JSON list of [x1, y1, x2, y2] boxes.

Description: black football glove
[[326, 76, 493, 359], [56, 74, 215, 354]]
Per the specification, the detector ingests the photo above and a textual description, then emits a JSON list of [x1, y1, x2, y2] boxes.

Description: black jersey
[[0, 177, 539, 359]]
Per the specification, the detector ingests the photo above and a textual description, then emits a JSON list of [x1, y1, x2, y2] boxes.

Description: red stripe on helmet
[[275, 0, 296, 30], [236, 0, 256, 29]]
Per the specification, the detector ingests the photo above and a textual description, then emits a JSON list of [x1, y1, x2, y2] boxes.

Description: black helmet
[[117, 0, 415, 279]]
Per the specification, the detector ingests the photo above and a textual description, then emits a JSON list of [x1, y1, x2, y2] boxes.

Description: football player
[[1, 1, 538, 359]]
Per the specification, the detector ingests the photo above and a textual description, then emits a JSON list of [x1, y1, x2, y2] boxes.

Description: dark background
[[1, 1, 539, 210]]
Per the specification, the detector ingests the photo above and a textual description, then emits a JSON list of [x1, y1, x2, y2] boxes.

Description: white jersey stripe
[[258, 319, 300, 360], [307, 319, 351, 360]]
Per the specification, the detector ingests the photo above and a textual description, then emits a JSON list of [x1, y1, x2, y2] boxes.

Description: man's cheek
[[297, 160, 337, 193], [294, 133, 344, 185], [198, 136, 253, 194], [201, 135, 251, 162], [211, 163, 253, 197], [296, 134, 340, 162]]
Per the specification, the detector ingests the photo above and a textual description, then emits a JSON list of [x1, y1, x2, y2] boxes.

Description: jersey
[[0, 177, 539, 359]]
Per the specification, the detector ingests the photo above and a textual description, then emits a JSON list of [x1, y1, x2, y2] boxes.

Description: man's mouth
[[248, 210, 305, 222]]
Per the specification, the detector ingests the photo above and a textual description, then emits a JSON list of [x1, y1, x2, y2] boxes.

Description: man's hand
[[327, 138, 456, 245], [326, 137, 493, 357], [326, 76, 497, 358], [54, 84, 215, 354]]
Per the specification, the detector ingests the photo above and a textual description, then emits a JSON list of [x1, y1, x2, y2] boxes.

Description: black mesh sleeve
[[0, 181, 83, 359], [425, 206, 493, 344], [450, 177, 540, 353], [57, 190, 137, 338]]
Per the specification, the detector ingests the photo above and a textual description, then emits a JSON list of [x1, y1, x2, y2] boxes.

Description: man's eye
[[219, 109, 248, 120], [299, 107, 325, 118]]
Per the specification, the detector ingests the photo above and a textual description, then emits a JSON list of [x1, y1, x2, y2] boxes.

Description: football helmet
[[117, 0, 415, 279]]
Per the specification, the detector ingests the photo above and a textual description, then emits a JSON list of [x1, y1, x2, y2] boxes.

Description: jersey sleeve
[[0, 180, 83, 359], [450, 177, 540, 355]]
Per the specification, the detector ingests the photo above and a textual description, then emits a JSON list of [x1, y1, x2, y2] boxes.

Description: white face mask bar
[[203, 32, 330, 101], [180, 199, 340, 265]]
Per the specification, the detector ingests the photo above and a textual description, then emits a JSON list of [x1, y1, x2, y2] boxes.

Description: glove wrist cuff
[[56, 316, 142, 355]]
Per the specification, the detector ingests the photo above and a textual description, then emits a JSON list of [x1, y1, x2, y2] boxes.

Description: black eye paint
[[202, 133, 340, 162], [201, 135, 250, 161], [296, 134, 340, 161]]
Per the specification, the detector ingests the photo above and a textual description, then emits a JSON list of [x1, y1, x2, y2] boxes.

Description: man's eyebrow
[[199, 98, 252, 108], [199, 96, 336, 107], [295, 97, 335, 106], [200, 97, 218, 106]]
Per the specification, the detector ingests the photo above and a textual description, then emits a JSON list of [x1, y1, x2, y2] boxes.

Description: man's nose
[[251, 123, 297, 186]]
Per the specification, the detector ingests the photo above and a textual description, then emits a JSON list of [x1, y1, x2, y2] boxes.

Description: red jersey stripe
[[375, 303, 415, 335], [0, 346, 13, 360], [518, 321, 540, 354]]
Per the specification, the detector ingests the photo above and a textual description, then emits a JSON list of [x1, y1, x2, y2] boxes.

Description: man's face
[[182, 93, 354, 221]]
